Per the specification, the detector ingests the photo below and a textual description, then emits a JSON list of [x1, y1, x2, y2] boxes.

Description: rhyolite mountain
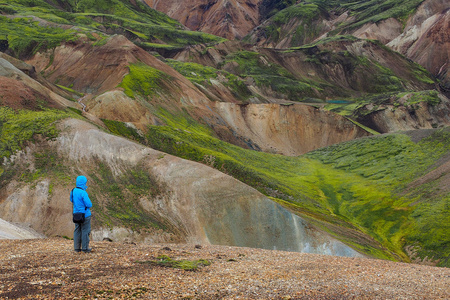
[[244, 0, 449, 95], [0, 0, 449, 267], [142, 0, 261, 40]]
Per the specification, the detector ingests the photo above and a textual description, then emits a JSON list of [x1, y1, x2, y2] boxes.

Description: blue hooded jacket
[[70, 176, 92, 218]]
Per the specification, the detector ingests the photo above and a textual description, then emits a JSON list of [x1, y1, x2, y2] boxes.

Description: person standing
[[70, 175, 93, 253]]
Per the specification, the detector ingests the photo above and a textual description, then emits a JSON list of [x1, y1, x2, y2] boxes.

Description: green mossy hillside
[[0, 106, 170, 232], [254, 2, 325, 46], [119, 63, 171, 99], [0, 0, 225, 58], [0, 107, 75, 161], [0, 15, 78, 58], [102, 119, 144, 144], [290, 37, 434, 95], [87, 160, 168, 231], [191, 36, 434, 102], [253, 0, 426, 47], [166, 60, 252, 101], [220, 50, 324, 100], [3, 107, 179, 236], [337, 0, 426, 30], [0, 107, 78, 185], [141, 108, 450, 266], [166, 60, 221, 86], [306, 128, 450, 266]]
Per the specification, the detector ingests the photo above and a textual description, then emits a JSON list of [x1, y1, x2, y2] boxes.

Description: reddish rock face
[[0, 54, 71, 110], [210, 103, 370, 156], [143, 0, 261, 40], [388, 0, 450, 94]]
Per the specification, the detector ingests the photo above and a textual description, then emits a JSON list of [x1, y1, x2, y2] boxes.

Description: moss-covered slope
[[136, 108, 450, 266], [0, 0, 225, 58], [173, 37, 436, 103], [250, 0, 426, 48]]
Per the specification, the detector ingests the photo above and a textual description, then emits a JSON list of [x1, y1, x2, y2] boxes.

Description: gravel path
[[0, 238, 448, 299]]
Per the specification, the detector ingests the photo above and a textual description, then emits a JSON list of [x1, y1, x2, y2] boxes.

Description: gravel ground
[[0, 238, 448, 299]]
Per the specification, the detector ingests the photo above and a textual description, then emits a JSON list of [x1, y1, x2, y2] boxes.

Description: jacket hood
[[76, 176, 88, 190]]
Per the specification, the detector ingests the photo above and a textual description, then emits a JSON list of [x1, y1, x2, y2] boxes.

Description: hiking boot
[[74, 249, 81, 253], [82, 248, 92, 253]]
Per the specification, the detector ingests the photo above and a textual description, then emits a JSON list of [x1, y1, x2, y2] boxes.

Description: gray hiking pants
[[74, 216, 91, 251]]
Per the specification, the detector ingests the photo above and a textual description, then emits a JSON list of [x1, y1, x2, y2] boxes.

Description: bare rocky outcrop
[[0, 218, 44, 239], [356, 93, 450, 133], [210, 103, 370, 155], [0, 56, 74, 110], [388, 0, 449, 93], [143, 0, 261, 40], [352, 18, 403, 44]]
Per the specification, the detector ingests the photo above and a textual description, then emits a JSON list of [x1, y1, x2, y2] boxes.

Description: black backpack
[[71, 188, 85, 224]]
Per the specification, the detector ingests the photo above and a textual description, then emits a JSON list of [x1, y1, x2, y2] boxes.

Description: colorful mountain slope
[[0, 0, 448, 267]]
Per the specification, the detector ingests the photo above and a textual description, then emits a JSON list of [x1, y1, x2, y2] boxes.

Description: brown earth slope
[[0, 54, 73, 110], [24, 35, 373, 155], [0, 238, 449, 299], [210, 103, 370, 155], [27, 35, 208, 101]]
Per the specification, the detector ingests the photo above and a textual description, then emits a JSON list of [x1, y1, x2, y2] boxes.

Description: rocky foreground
[[0, 238, 448, 299]]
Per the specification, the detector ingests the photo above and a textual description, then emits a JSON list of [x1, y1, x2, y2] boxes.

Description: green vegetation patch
[[65, 0, 225, 47], [258, 0, 425, 45], [0, 107, 74, 159], [0, 0, 225, 59], [56, 84, 84, 97], [289, 35, 359, 50], [394, 90, 441, 106], [294, 0, 426, 32], [306, 132, 449, 191], [0, 15, 78, 57], [166, 60, 252, 100], [410, 63, 435, 84], [262, 2, 323, 45], [339, 0, 426, 30], [102, 119, 144, 144], [0, 106, 78, 187], [167, 60, 219, 85], [119, 63, 170, 99], [88, 160, 167, 231], [306, 129, 450, 266], [142, 109, 450, 264], [19, 149, 72, 185], [409, 192, 449, 265], [138, 255, 211, 271], [221, 50, 322, 100]]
